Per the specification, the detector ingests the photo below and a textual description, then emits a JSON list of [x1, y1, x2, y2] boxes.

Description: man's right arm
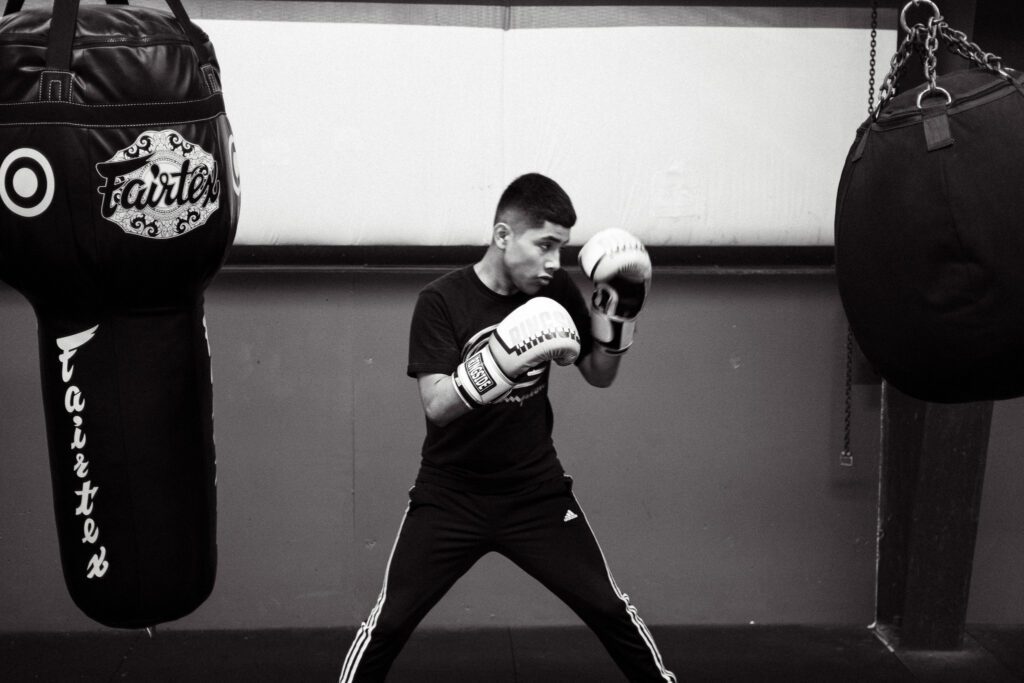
[[409, 286, 468, 427], [417, 372, 472, 427], [418, 297, 581, 428]]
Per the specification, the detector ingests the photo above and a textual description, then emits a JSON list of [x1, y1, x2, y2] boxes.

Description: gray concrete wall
[[0, 267, 1020, 631]]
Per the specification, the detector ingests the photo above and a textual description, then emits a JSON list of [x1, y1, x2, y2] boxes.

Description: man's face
[[501, 219, 570, 295]]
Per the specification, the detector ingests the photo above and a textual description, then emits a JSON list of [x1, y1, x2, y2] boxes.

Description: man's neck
[[474, 251, 515, 296]]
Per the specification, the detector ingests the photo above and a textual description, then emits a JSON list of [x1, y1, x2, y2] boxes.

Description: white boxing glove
[[452, 297, 581, 407], [578, 228, 652, 354]]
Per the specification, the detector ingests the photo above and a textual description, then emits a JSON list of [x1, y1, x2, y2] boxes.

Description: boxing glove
[[578, 228, 652, 354], [453, 297, 581, 406]]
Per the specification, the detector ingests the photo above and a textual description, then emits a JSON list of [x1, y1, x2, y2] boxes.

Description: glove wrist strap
[[452, 347, 514, 406], [591, 309, 634, 354]]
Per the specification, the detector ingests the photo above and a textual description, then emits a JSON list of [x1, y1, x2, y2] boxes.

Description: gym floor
[[2, 624, 1022, 682]]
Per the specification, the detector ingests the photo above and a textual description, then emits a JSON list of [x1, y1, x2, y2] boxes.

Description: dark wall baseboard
[[224, 245, 836, 270]]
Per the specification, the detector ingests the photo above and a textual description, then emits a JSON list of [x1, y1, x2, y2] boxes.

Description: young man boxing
[[340, 173, 675, 682]]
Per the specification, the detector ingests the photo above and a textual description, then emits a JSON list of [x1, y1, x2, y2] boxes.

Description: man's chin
[[521, 280, 548, 295]]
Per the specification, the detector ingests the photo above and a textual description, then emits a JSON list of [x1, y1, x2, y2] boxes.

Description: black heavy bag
[[0, 0, 240, 628], [835, 7, 1024, 403]]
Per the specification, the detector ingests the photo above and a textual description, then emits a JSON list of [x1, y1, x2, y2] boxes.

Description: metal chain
[[842, 1, 878, 468], [877, 28, 922, 112], [922, 15, 941, 91], [877, 1, 1013, 113], [938, 23, 1008, 75], [841, 328, 854, 467], [868, 3, 878, 115]]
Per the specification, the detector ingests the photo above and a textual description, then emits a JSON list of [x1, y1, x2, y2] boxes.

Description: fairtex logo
[[57, 325, 109, 580], [464, 352, 497, 395], [96, 130, 220, 239]]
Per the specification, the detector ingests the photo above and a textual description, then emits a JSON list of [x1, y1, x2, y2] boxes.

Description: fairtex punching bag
[[835, 7, 1024, 403], [0, 0, 239, 628]]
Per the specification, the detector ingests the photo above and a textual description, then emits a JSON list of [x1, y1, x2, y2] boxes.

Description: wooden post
[[876, 384, 992, 650]]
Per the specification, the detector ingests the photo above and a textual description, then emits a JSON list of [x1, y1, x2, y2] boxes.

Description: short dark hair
[[494, 173, 576, 229]]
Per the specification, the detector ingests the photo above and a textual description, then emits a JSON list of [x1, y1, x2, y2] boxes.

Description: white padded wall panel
[[201, 18, 895, 246], [207, 19, 504, 246], [501, 26, 894, 246]]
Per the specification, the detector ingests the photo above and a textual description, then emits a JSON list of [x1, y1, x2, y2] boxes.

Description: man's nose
[[546, 249, 561, 271]]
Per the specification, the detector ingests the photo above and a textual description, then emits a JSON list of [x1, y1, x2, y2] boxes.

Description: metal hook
[[900, 0, 942, 33]]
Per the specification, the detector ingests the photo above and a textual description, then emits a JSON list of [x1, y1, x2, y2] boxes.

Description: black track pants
[[339, 476, 676, 682]]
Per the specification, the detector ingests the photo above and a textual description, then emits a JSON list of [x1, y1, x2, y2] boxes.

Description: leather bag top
[[0, 4, 220, 104]]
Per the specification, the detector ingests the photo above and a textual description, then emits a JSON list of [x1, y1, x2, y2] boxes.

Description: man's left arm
[[577, 344, 622, 387]]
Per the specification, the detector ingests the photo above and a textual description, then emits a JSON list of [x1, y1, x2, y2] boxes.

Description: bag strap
[[162, 0, 220, 92], [4, 0, 218, 101], [38, 0, 80, 101], [163, 0, 214, 66]]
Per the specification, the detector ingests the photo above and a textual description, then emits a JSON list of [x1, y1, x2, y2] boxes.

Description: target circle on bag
[[1, 148, 54, 218]]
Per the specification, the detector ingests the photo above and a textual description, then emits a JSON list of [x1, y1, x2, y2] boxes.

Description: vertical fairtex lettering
[[56, 326, 108, 579]]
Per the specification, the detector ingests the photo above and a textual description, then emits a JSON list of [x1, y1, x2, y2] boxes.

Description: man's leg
[[497, 476, 677, 682], [340, 483, 486, 683]]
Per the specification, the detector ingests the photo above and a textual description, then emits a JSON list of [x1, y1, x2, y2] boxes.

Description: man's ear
[[493, 222, 512, 250]]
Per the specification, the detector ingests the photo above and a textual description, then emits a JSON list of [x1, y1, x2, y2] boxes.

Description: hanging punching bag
[[835, 2, 1024, 403], [0, 0, 239, 628]]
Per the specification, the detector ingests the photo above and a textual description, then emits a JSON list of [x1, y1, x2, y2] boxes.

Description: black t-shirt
[[407, 265, 593, 492]]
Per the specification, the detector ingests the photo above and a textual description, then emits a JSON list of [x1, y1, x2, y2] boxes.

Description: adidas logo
[[563, 510, 578, 523]]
